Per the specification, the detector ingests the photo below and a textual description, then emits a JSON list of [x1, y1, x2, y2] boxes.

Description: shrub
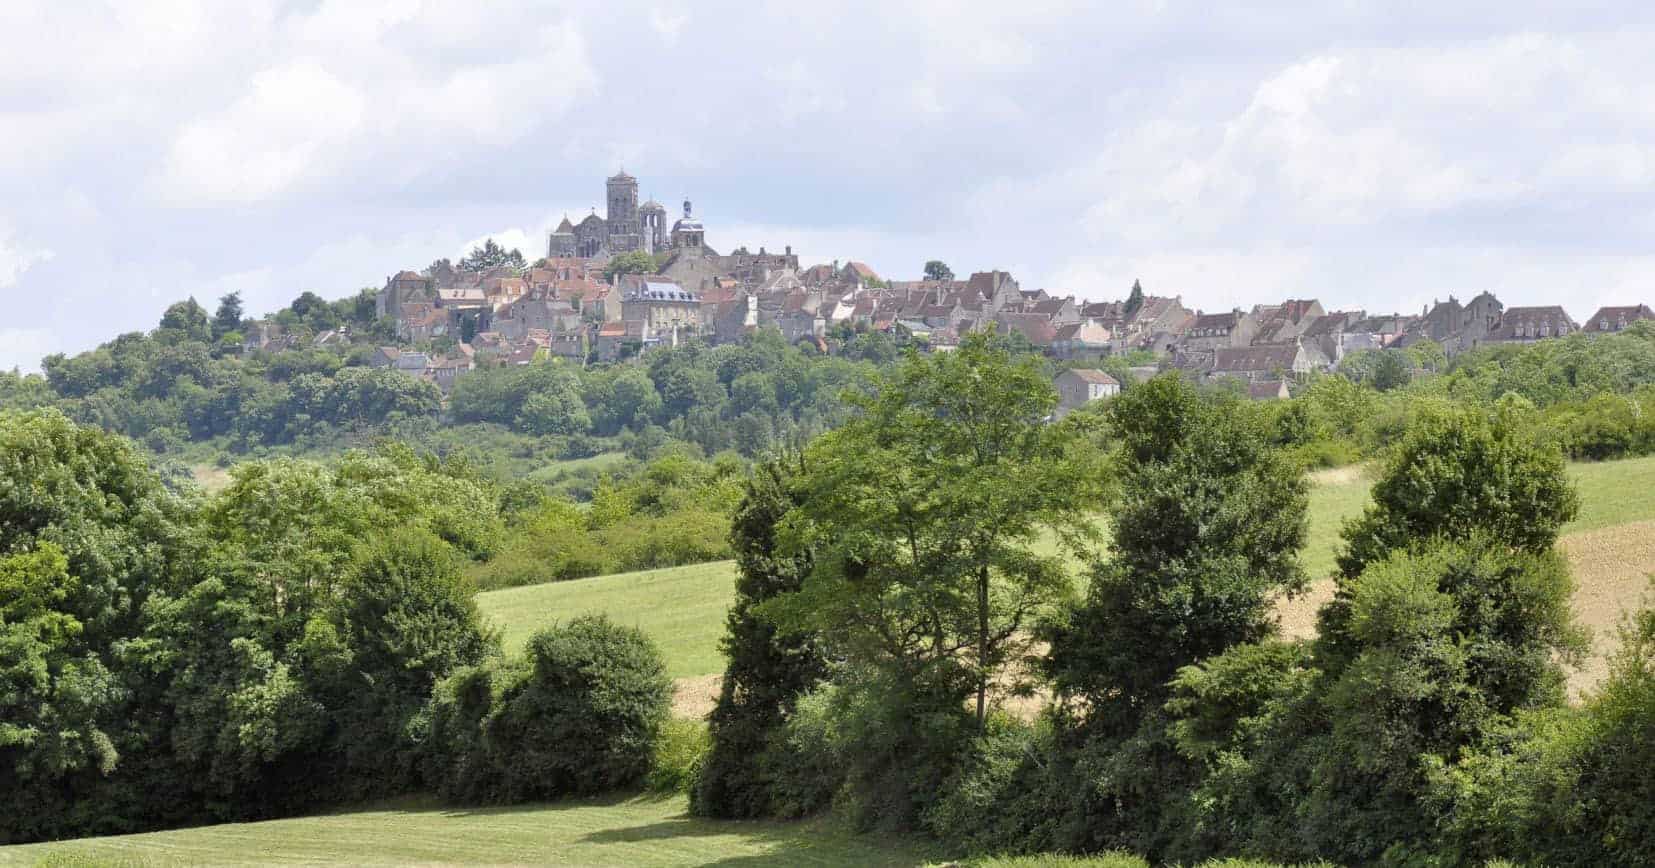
[[924, 715, 1067, 856], [759, 686, 846, 819], [647, 718, 710, 795], [425, 615, 671, 804]]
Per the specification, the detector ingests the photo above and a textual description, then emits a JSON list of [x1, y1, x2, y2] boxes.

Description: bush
[[924, 716, 1067, 856], [647, 718, 710, 795], [760, 686, 847, 819], [425, 615, 671, 803]]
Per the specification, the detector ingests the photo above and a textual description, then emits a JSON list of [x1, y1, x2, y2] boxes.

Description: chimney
[[785, 245, 792, 256]]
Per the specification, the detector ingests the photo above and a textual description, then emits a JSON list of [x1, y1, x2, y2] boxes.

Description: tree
[[212, 292, 245, 339], [1046, 374, 1308, 722], [693, 459, 826, 818], [1370, 349, 1412, 391], [158, 298, 212, 343], [771, 333, 1106, 728], [923, 260, 954, 282], [458, 239, 525, 272], [1335, 398, 1578, 582], [603, 250, 657, 282], [1124, 279, 1145, 319]]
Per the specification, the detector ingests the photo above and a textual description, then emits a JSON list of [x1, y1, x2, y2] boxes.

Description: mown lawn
[[477, 455, 1655, 683], [0, 794, 934, 868]]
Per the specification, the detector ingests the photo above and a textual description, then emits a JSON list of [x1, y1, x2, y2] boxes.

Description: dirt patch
[[1308, 464, 1369, 487], [191, 464, 233, 494], [1276, 579, 1337, 642], [673, 674, 722, 719], [1559, 519, 1655, 698]]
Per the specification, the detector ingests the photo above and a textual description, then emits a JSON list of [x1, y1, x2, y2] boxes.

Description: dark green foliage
[[924, 260, 954, 281], [1046, 374, 1308, 722], [692, 460, 826, 818], [923, 716, 1069, 855], [425, 616, 671, 804], [212, 292, 245, 339], [1123, 279, 1145, 319], [1441, 597, 1655, 867], [303, 531, 498, 799]]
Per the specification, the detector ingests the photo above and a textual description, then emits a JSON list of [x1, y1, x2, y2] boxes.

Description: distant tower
[[639, 198, 667, 253], [605, 170, 640, 249], [671, 198, 705, 250]]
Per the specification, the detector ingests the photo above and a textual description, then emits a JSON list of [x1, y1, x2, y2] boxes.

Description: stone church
[[547, 171, 672, 258]]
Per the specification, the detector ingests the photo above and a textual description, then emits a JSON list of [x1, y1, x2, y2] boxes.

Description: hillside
[[478, 455, 1655, 699]]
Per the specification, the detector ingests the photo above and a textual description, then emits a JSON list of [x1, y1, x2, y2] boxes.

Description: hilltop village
[[244, 169, 1655, 412]]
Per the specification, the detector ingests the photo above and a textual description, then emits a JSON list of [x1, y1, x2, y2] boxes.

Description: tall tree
[[1123, 279, 1145, 319], [692, 459, 826, 818], [212, 292, 245, 339], [923, 260, 954, 282], [1046, 374, 1308, 723], [770, 333, 1106, 727]]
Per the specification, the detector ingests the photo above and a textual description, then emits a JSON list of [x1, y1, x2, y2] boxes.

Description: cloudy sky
[[5, 1, 1655, 369]]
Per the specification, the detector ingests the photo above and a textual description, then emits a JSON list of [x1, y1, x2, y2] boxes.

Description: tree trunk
[[976, 562, 989, 728]]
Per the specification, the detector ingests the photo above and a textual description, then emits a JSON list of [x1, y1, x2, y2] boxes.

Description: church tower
[[605, 170, 640, 250]]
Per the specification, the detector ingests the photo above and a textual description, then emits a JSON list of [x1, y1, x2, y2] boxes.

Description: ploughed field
[[482, 454, 1655, 702]]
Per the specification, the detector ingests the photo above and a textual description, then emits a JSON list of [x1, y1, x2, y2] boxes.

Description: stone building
[[1583, 305, 1655, 334], [549, 170, 668, 258], [1054, 368, 1120, 418], [376, 270, 434, 319]]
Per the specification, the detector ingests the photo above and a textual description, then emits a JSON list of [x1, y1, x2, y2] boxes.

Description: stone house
[[620, 278, 702, 333], [1206, 342, 1320, 383], [1248, 380, 1291, 401], [1398, 292, 1503, 356], [1054, 369, 1121, 418], [1582, 305, 1654, 334], [1250, 299, 1325, 345], [1181, 309, 1258, 351], [1486, 306, 1579, 344]]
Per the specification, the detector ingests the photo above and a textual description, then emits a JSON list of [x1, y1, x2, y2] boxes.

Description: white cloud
[[157, 61, 367, 205]]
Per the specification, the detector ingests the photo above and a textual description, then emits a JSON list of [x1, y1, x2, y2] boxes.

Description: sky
[[5, 1, 1655, 370]]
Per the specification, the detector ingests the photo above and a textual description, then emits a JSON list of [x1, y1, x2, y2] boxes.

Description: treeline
[[0, 410, 673, 844], [1324, 321, 1655, 463], [0, 294, 893, 468], [682, 334, 1653, 866]]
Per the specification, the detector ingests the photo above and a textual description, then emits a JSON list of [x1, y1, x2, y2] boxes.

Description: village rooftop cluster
[[243, 170, 1655, 412]]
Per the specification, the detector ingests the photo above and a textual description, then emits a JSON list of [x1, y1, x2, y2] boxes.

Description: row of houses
[[361, 235, 1655, 398]]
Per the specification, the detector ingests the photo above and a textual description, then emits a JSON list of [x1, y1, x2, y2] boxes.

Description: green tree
[[772, 333, 1106, 728], [1124, 279, 1145, 319], [158, 298, 212, 343], [1371, 349, 1412, 391], [1046, 374, 1309, 720], [458, 239, 525, 272], [603, 250, 657, 281], [924, 260, 954, 281], [693, 459, 826, 818], [1335, 398, 1578, 581], [212, 292, 245, 339]]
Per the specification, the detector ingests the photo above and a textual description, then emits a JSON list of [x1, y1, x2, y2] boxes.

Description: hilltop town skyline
[[11, 4, 1655, 371]]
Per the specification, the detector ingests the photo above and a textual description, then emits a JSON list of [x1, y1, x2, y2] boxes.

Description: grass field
[[0, 794, 934, 867]]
